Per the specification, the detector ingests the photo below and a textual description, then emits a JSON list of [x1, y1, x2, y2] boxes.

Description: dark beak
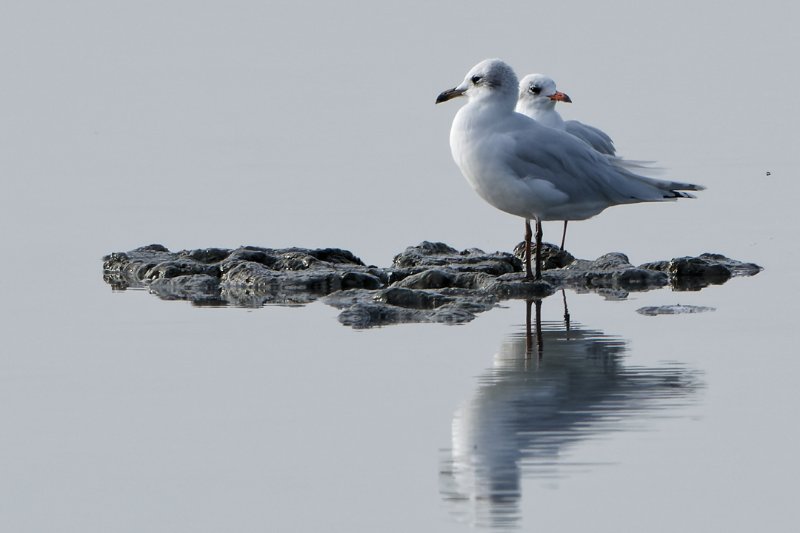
[[549, 91, 572, 103], [436, 87, 466, 104]]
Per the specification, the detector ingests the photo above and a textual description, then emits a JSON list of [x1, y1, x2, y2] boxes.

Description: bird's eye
[[530, 85, 542, 95], [471, 75, 483, 85]]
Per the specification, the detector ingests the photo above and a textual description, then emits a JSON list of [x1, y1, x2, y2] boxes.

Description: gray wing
[[565, 120, 616, 156], [506, 120, 702, 205]]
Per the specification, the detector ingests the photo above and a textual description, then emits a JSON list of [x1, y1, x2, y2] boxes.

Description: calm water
[[2, 2, 799, 532]]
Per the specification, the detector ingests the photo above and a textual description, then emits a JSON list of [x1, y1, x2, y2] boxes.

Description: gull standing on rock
[[516, 73, 617, 250], [435, 59, 703, 281]]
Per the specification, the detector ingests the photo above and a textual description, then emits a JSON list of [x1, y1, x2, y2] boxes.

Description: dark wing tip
[[665, 191, 698, 199]]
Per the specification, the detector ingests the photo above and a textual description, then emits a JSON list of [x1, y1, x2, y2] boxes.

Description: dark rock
[[640, 253, 760, 291], [613, 267, 668, 288], [554, 253, 669, 292], [182, 248, 232, 264], [513, 241, 576, 269], [102, 244, 382, 307], [375, 287, 452, 309], [307, 248, 366, 265], [671, 258, 730, 280], [637, 305, 716, 316], [102, 245, 177, 285], [394, 268, 456, 289], [587, 252, 633, 270], [393, 269, 496, 291], [695, 253, 762, 276], [103, 242, 761, 326], [488, 274, 557, 299], [324, 287, 499, 329], [392, 241, 459, 268], [389, 241, 521, 283], [150, 274, 222, 303], [342, 271, 384, 290], [137, 244, 170, 253], [219, 257, 382, 306], [221, 247, 277, 268], [145, 259, 221, 280]]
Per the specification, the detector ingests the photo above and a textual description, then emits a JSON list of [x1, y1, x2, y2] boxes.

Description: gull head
[[518, 74, 572, 111], [436, 59, 519, 107]]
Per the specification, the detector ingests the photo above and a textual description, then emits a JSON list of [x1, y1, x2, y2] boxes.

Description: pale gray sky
[[1, 1, 796, 266]]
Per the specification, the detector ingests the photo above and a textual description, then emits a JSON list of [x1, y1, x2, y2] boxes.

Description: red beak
[[549, 91, 572, 103]]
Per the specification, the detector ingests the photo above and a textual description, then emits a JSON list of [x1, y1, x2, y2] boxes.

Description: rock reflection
[[440, 297, 701, 529]]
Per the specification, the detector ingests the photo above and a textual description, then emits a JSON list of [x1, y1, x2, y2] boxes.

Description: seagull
[[516, 73, 616, 250], [516, 73, 616, 155], [435, 59, 703, 281]]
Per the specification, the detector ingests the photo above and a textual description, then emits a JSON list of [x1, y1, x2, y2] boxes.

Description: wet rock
[[513, 241, 576, 269], [102, 244, 178, 288], [554, 253, 669, 291], [394, 269, 460, 290], [508, 246, 667, 291], [640, 253, 761, 291], [103, 242, 761, 327], [183, 248, 233, 264], [375, 287, 453, 309], [150, 274, 223, 304], [324, 287, 499, 328], [393, 269, 498, 291], [636, 305, 716, 316], [102, 244, 381, 306], [389, 241, 520, 283], [696, 253, 762, 276], [486, 274, 557, 299]]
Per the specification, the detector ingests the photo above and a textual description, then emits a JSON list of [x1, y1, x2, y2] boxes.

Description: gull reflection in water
[[440, 296, 701, 529]]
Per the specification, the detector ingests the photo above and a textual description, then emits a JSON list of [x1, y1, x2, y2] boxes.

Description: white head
[[436, 59, 519, 109], [517, 73, 572, 112]]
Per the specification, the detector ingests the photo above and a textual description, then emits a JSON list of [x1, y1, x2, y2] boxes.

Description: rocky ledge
[[103, 241, 761, 328]]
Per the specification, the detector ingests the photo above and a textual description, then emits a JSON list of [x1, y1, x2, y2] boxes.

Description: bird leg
[[524, 219, 534, 280], [535, 218, 543, 280], [560, 221, 568, 251]]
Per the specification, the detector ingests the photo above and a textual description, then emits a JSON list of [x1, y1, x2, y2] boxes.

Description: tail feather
[[607, 155, 665, 174], [607, 154, 705, 197], [631, 174, 705, 197]]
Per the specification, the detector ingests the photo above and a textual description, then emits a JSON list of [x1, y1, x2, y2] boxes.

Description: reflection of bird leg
[[560, 221, 568, 250], [534, 299, 543, 360], [525, 299, 533, 359], [524, 299, 544, 361], [561, 289, 571, 335]]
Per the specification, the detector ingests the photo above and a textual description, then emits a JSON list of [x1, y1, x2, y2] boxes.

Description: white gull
[[516, 73, 617, 249], [436, 59, 703, 280]]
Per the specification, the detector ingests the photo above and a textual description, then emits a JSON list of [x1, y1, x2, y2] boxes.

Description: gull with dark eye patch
[[436, 59, 704, 281], [516, 73, 623, 250], [517, 74, 609, 153]]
